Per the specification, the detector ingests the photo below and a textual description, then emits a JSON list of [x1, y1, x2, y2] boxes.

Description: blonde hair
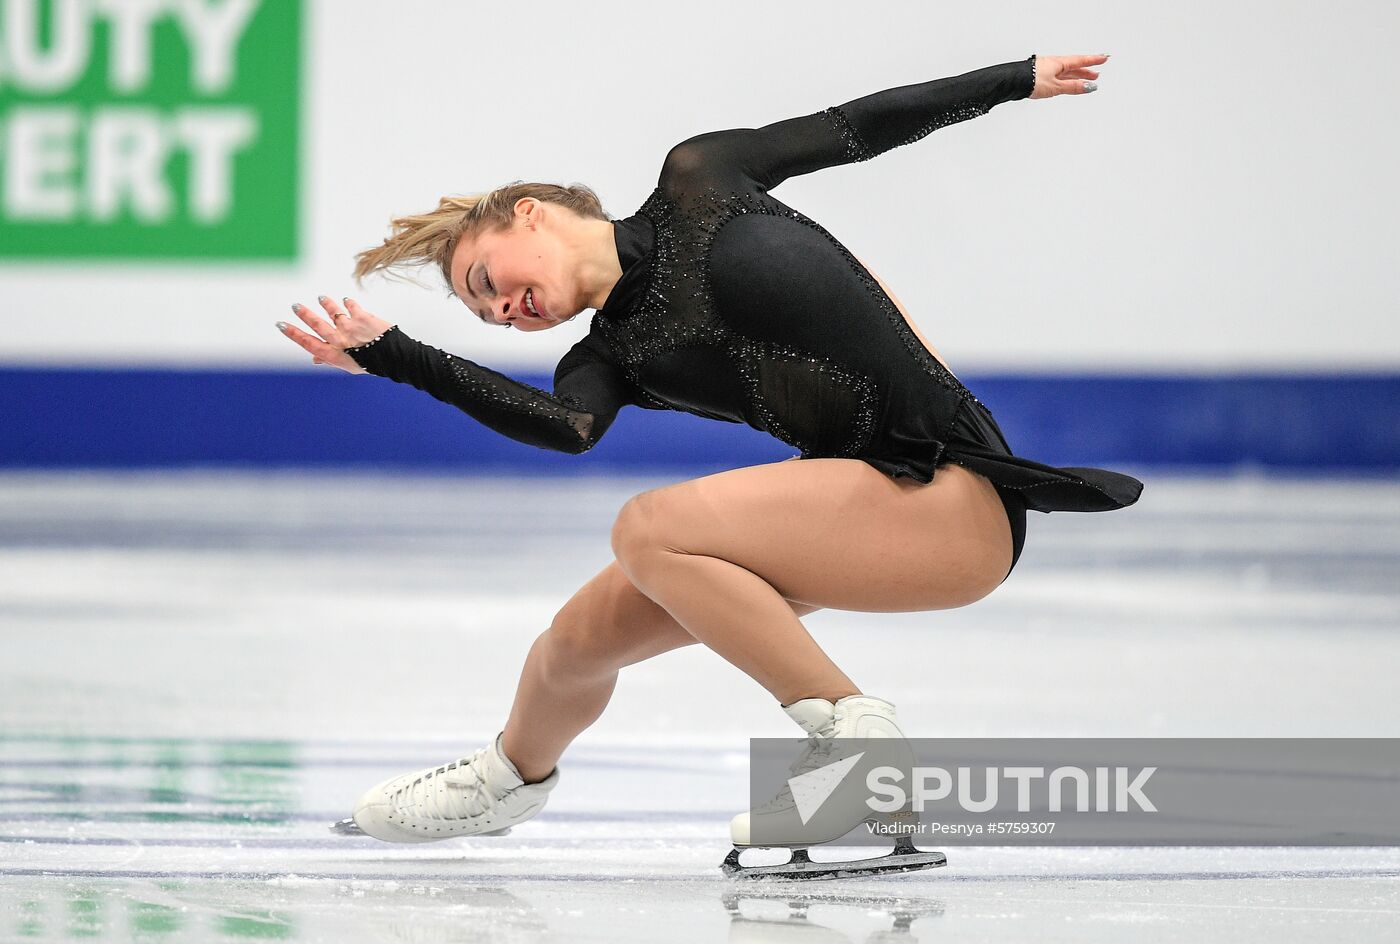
[[351, 181, 609, 293]]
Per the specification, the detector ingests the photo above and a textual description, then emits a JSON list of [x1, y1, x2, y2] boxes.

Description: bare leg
[[501, 559, 822, 783], [611, 457, 1012, 708]]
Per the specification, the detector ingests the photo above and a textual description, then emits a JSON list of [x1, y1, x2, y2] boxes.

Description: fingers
[[1062, 55, 1107, 95], [277, 320, 336, 357], [291, 300, 337, 340], [289, 294, 371, 341], [291, 294, 357, 341], [276, 320, 364, 373], [1075, 55, 1106, 93], [317, 293, 349, 324]]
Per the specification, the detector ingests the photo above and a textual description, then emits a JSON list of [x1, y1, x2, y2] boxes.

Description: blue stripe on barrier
[[2, 366, 1397, 471]]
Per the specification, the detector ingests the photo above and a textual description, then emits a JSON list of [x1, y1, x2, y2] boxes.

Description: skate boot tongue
[[444, 731, 524, 793], [781, 698, 839, 737]]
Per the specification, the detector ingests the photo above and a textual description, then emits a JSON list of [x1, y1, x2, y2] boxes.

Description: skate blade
[[329, 818, 513, 839], [330, 817, 363, 836], [720, 837, 946, 881]]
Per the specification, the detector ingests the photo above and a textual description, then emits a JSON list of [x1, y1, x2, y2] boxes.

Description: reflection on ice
[[722, 889, 946, 942], [1, 878, 546, 942]]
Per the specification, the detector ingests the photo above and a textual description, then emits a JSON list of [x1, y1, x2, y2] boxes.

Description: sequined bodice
[[591, 183, 978, 468]]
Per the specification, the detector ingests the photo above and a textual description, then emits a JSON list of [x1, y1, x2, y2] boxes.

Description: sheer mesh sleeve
[[659, 55, 1036, 192], [345, 326, 636, 454]]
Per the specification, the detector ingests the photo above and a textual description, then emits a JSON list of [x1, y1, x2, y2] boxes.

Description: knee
[[609, 491, 668, 572]]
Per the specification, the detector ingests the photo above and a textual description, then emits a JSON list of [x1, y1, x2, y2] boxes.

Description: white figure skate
[[722, 694, 946, 880], [331, 731, 560, 842]]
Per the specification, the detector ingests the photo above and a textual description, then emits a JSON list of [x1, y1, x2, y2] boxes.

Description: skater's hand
[[276, 296, 395, 375], [1029, 54, 1108, 99]]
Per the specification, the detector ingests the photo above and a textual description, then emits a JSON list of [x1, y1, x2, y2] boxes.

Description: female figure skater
[[278, 52, 1140, 876]]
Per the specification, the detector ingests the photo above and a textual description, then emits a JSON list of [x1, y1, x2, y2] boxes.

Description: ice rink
[[3, 469, 1398, 942]]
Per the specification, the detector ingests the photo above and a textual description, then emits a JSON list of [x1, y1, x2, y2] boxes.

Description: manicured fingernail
[[318, 295, 329, 304], [290, 303, 300, 313], [1084, 81, 1098, 92], [275, 321, 288, 331], [343, 296, 352, 306]]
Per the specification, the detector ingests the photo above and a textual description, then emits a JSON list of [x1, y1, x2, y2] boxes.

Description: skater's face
[[450, 198, 575, 333]]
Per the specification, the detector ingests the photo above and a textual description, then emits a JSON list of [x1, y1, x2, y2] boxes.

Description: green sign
[[0, 0, 300, 259]]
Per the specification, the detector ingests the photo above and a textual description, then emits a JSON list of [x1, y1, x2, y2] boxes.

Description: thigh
[[552, 558, 824, 670], [613, 458, 1012, 613]]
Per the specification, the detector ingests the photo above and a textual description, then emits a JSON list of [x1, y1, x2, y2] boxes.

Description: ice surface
[[2, 469, 1398, 942]]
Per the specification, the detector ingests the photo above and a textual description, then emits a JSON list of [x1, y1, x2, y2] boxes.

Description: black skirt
[[943, 398, 1028, 580], [940, 396, 1145, 582], [943, 397, 1145, 516]]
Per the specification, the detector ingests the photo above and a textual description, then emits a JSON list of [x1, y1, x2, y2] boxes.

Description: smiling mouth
[[524, 288, 544, 318]]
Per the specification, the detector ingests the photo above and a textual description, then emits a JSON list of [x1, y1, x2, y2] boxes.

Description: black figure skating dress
[[346, 55, 1144, 521]]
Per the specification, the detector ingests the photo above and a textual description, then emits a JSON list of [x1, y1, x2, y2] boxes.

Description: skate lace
[[390, 749, 499, 822], [754, 728, 840, 813]]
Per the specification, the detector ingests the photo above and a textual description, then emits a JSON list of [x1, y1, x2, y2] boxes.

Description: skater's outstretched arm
[[659, 53, 1108, 193], [277, 297, 636, 454]]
